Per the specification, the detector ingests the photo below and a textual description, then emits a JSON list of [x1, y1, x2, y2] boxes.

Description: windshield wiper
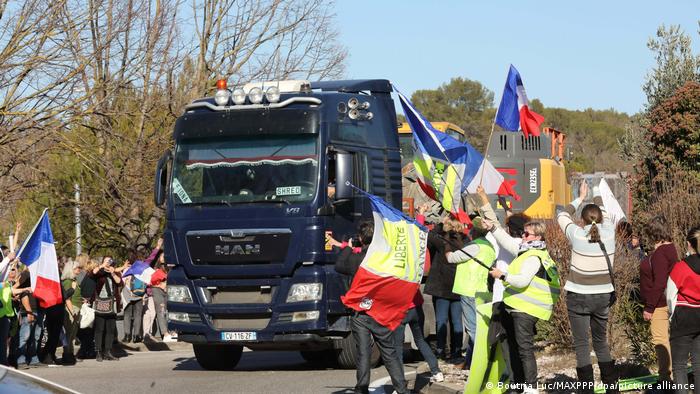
[[183, 200, 236, 207], [253, 198, 292, 205]]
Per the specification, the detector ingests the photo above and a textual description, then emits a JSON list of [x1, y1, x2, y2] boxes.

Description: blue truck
[[153, 79, 404, 370]]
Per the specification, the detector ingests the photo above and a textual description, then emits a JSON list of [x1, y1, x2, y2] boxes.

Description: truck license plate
[[221, 331, 257, 341]]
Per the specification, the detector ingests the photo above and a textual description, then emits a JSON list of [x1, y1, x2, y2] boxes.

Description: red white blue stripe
[[495, 65, 545, 137], [396, 88, 519, 203], [16, 209, 63, 308]]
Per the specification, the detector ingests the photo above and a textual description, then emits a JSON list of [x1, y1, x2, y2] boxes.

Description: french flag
[[17, 209, 63, 308], [122, 260, 155, 284], [495, 65, 545, 137], [341, 187, 427, 330], [396, 88, 520, 204]]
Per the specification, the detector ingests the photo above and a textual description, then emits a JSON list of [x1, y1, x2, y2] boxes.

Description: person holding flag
[[445, 217, 497, 369], [335, 186, 428, 394], [482, 218, 561, 394], [15, 209, 66, 366]]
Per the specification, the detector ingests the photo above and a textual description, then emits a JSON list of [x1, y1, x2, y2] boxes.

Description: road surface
[[27, 347, 432, 394]]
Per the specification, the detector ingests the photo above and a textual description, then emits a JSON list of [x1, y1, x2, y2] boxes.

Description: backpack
[[131, 277, 146, 297]]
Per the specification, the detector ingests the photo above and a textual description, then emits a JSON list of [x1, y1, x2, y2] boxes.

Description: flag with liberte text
[[341, 188, 427, 330]]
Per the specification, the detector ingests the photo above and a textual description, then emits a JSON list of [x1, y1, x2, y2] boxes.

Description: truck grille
[[212, 314, 271, 330], [186, 229, 291, 265], [202, 285, 276, 304]]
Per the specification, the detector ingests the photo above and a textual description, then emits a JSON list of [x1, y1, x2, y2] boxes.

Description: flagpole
[[14, 208, 48, 258]]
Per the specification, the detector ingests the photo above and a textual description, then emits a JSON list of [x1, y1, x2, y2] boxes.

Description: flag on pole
[[16, 209, 63, 308], [122, 260, 155, 285], [598, 179, 626, 225], [495, 65, 545, 137], [341, 188, 428, 330], [396, 89, 520, 214]]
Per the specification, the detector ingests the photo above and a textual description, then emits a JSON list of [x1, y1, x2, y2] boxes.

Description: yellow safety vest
[[0, 283, 14, 318], [502, 249, 561, 321], [452, 238, 496, 298]]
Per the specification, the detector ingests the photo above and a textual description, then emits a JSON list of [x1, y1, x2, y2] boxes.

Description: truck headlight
[[286, 283, 322, 302], [168, 312, 190, 323], [168, 285, 193, 303]]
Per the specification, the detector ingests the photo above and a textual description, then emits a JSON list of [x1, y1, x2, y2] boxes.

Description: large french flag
[[341, 188, 427, 330], [122, 260, 155, 284], [495, 64, 545, 137], [17, 209, 63, 308], [396, 89, 519, 205]]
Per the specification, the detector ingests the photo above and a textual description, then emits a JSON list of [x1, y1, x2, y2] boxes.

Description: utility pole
[[75, 183, 82, 256]]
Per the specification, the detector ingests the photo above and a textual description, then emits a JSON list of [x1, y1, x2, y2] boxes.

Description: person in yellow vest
[[446, 217, 497, 368], [0, 258, 32, 366], [483, 219, 561, 394]]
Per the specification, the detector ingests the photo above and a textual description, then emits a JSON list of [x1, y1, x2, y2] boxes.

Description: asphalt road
[[26, 347, 427, 394]]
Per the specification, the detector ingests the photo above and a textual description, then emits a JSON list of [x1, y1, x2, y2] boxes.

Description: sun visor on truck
[[174, 108, 319, 140]]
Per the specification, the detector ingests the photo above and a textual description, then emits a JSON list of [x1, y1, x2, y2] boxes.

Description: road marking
[[368, 370, 416, 394]]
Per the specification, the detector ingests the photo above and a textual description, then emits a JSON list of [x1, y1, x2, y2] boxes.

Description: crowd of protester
[[0, 236, 177, 368], [330, 180, 700, 394]]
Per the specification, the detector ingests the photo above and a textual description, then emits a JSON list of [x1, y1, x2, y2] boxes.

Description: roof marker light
[[214, 89, 231, 106], [265, 86, 281, 103], [216, 79, 227, 90], [249, 87, 263, 104], [232, 88, 246, 105]]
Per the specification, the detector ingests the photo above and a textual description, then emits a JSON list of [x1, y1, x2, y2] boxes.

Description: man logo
[[215, 244, 261, 256], [286, 207, 301, 215]]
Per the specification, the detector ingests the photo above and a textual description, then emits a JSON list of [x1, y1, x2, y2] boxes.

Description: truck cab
[[154, 79, 402, 370]]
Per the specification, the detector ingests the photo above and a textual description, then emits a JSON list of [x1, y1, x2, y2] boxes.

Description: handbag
[[598, 241, 617, 306], [80, 303, 95, 329], [93, 278, 115, 315]]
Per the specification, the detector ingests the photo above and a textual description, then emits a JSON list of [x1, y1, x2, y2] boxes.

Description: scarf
[[518, 240, 547, 254]]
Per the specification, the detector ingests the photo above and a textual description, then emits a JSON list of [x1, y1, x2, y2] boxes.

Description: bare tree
[[1, 0, 346, 254], [188, 0, 346, 98]]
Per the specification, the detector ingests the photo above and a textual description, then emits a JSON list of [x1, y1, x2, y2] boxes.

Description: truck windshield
[[171, 135, 318, 205]]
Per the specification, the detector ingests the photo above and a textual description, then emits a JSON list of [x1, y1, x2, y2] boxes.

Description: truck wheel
[[193, 344, 243, 370], [335, 335, 381, 369]]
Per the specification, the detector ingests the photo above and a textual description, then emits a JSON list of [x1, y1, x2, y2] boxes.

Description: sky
[[334, 1, 700, 115]]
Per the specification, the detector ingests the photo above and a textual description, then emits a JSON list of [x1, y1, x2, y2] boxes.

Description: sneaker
[[162, 334, 176, 343], [430, 372, 445, 383]]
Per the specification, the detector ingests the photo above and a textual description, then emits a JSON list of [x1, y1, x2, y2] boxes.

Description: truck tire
[[335, 335, 381, 369], [193, 344, 243, 371]]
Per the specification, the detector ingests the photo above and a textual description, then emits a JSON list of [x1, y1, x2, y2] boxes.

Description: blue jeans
[[394, 307, 440, 375], [434, 297, 463, 358], [17, 312, 43, 365], [460, 296, 477, 363]]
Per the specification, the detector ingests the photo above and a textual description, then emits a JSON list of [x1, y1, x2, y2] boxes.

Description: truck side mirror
[[335, 152, 354, 200], [154, 150, 172, 207]]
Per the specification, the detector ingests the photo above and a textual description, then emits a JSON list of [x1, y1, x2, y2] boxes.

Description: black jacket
[[424, 229, 466, 300], [334, 245, 368, 288]]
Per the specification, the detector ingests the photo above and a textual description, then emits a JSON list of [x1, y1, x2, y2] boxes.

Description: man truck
[[154, 79, 402, 370]]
